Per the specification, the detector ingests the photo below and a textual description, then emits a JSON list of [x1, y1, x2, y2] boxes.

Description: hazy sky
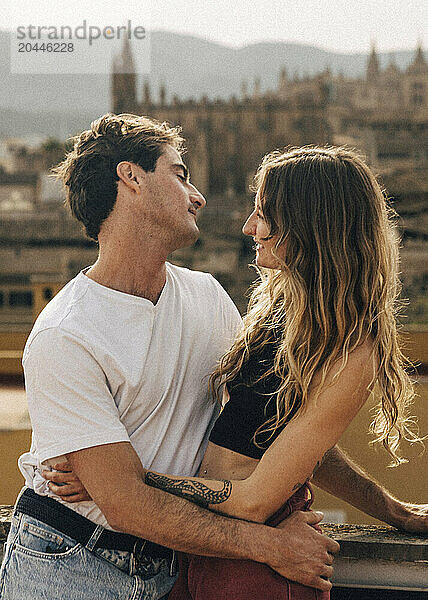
[[150, 0, 426, 53], [1, 0, 425, 53]]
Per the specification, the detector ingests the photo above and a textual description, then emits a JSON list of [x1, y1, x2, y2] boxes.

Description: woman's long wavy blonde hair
[[211, 145, 420, 465]]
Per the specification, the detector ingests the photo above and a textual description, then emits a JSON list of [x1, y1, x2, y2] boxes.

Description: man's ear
[[116, 162, 144, 192]]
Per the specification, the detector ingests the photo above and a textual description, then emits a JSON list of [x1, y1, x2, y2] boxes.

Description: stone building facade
[[275, 43, 428, 112], [112, 41, 428, 197]]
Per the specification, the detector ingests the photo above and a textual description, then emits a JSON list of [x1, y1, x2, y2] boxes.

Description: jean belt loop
[[133, 539, 144, 554], [129, 548, 136, 576], [169, 550, 177, 576], [129, 539, 144, 576], [85, 524, 105, 551]]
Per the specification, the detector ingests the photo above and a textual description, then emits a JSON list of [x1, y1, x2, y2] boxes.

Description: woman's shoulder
[[311, 335, 376, 394], [351, 335, 377, 375], [353, 335, 375, 358]]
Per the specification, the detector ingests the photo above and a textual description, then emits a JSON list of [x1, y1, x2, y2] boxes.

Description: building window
[[411, 83, 425, 107], [43, 287, 53, 301], [8, 290, 34, 307]]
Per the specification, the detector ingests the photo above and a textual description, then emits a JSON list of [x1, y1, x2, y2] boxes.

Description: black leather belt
[[16, 488, 173, 560]]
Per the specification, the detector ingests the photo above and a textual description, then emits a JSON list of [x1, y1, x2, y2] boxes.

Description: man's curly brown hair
[[51, 113, 184, 240]]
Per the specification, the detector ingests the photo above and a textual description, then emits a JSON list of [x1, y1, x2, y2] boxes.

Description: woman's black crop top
[[209, 342, 300, 459]]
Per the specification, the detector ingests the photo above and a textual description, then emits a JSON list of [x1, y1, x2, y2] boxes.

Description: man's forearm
[[107, 477, 339, 591], [312, 446, 403, 526], [109, 475, 266, 561], [59, 442, 339, 590]]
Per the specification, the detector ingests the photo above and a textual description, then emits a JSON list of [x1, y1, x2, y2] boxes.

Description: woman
[[51, 146, 418, 599]]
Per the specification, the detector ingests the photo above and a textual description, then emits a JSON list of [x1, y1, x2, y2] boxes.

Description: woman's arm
[[144, 340, 376, 522]]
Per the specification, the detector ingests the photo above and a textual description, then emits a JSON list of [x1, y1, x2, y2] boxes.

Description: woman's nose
[[242, 212, 256, 236]]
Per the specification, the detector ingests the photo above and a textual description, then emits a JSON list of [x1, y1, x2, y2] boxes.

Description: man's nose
[[242, 211, 256, 236], [189, 184, 206, 208]]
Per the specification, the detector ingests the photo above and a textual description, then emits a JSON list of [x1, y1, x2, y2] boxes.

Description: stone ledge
[[321, 523, 428, 562], [0, 505, 13, 547]]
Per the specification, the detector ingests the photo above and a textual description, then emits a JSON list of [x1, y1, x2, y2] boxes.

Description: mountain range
[[0, 29, 425, 139]]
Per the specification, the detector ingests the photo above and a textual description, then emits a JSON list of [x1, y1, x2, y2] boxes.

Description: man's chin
[[172, 227, 200, 252]]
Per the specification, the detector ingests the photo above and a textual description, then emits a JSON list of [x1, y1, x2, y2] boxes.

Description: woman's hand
[[42, 461, 92, 502]]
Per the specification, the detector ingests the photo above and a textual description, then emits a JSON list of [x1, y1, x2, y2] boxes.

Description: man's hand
[[43, 462, 91, 502], [263, 510, 339, 592]]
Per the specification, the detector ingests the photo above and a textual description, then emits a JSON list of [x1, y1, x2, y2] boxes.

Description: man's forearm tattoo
[[145, 472, 232, 509]]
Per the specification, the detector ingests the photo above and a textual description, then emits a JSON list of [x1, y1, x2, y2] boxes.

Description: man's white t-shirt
[[19, 262, 242, 527]]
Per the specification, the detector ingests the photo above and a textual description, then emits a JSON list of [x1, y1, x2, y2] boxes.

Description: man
[[0, 113, 425, 600]]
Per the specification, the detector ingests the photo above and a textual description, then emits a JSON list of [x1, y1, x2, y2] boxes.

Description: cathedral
[[111, 40, 427, 197]]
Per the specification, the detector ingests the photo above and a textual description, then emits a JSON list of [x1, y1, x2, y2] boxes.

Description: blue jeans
[[0, 512, 178, 600]]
